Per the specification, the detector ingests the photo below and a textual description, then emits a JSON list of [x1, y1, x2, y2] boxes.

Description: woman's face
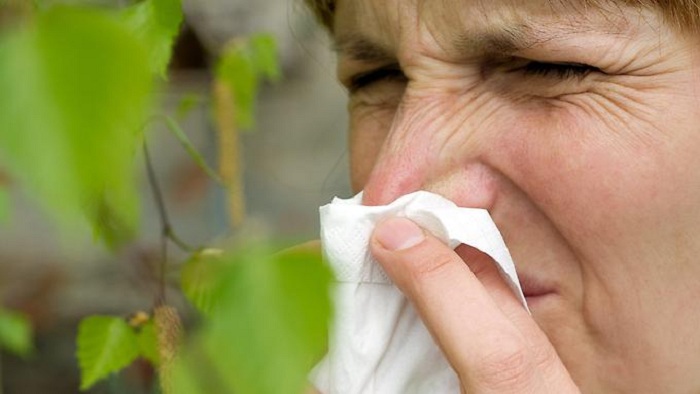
[[335, 0, 700, 392]]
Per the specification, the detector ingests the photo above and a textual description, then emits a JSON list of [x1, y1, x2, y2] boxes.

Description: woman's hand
[[370, 217, 581, 393]]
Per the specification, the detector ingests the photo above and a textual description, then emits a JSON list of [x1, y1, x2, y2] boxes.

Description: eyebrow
[[334, 23, 592, 62], [453, 25, 539, 56], [333, 34, 395, 63]]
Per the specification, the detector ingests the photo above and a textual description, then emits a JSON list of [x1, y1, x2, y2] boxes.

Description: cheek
[[349, 104, 395, 192], [499, 97, 672, 240], [495, 91, 700, 335], [491, 95, 700, 378]]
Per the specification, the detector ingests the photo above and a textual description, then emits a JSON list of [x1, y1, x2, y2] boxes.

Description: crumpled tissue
[[311, 191, 527, 394]]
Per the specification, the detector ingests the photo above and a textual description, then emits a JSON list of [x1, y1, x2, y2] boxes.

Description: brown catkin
[[154, 305, 183, 394], [213, 79, 246, 228]]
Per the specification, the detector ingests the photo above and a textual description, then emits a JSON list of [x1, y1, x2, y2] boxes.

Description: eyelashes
[[519, 61, 600, 79], [347, 60, 600, 93], [348, 65, 406, 93]]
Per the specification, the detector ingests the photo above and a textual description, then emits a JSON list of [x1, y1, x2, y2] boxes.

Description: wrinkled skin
[[330, 0, 700, 392]]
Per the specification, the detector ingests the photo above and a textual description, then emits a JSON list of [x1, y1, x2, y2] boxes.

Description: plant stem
[[156, 114, 225, 186], [165, 227, 192, 254], [143, 142, 170, 306]]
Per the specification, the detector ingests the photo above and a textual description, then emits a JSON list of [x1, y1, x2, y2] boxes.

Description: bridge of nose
[[360, 92, 500, 210]]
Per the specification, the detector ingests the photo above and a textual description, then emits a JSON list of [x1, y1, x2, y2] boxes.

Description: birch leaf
[[76, 316, 140, 390]]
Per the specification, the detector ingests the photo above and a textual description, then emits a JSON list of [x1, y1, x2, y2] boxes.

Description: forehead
[[334, 0, 641, 59]]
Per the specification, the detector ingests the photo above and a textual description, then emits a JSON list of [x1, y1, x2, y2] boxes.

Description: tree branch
[[143, 141, 197, 305]]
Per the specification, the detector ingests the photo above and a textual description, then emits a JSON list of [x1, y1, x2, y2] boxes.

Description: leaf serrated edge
[[76, 316, 141, 391]]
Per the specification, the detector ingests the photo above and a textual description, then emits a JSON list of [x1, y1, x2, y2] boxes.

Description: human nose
[[361, 93, 500, 209]]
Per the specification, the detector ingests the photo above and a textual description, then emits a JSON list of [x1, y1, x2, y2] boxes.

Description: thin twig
[[143, 142, 170, 305], [139, 117, 201, 255], [156, 114, 226, 186], [165, 228, 192, 254]]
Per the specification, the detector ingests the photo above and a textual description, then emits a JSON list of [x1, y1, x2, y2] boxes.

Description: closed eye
[[520, 61, 601, 79], [348, 65, 407, 93]]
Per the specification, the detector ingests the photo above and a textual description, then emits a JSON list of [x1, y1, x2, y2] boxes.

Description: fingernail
[[375, 217, 425, 251]]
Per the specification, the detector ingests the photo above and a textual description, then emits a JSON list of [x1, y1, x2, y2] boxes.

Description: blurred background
[[0, 0, 350, 392]]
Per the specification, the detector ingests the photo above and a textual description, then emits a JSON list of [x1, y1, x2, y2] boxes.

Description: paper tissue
[[311, 191, 527, 394]]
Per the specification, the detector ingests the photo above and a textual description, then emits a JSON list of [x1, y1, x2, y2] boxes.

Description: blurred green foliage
[[0, 0, 333, 393], [136, 319, 160, 366], [181, 248, 226, 316], [217, 34, 282, 129], [0, 5, 152, 246], [122, 0, 182, 78], [178, 246, 333, 394], [203, 246, 332, 394], [175, 93, 203, 121], [0, 308, 32, 358]]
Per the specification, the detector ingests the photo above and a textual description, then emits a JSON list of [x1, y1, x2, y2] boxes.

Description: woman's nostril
[[361, 174, 422, 206]]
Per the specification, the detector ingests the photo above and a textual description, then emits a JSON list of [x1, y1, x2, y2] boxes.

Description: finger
[[453, 244, 536, 331], [370, 217, 578, 393], [454, 244, 576, 390]]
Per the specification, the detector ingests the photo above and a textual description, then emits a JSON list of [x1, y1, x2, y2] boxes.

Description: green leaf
[[0, 6, 153, 247], [88, 192, 138, 249], [170, 347, 228, 394], [136, 319, 159, 366], [217, 46, 256, 129], [122, 0, 183, 78], [171, 357, 206, 394], [248, 34, 281, 82], [202, 245, 333, 394], [175, 93, 202, 120], [181, 249, 226, 316], [215, 34, 280, 130], [0, 308, 32, 357], [76, 316, 141, 391]]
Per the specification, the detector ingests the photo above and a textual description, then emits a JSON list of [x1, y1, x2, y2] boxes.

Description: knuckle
[[531, 343, 559, 371], [472, 343, 535, 391], [407, 249, 455, 282]]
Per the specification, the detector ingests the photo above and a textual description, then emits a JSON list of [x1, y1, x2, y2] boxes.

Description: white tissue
[[311, 191, 527, 394]]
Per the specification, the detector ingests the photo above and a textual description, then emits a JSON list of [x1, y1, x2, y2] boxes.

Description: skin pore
[[331, 0, 700, 392]]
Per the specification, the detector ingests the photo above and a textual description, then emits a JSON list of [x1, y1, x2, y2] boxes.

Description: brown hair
[[303, 0, 335, 31], [304, 0, 700, 33]]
